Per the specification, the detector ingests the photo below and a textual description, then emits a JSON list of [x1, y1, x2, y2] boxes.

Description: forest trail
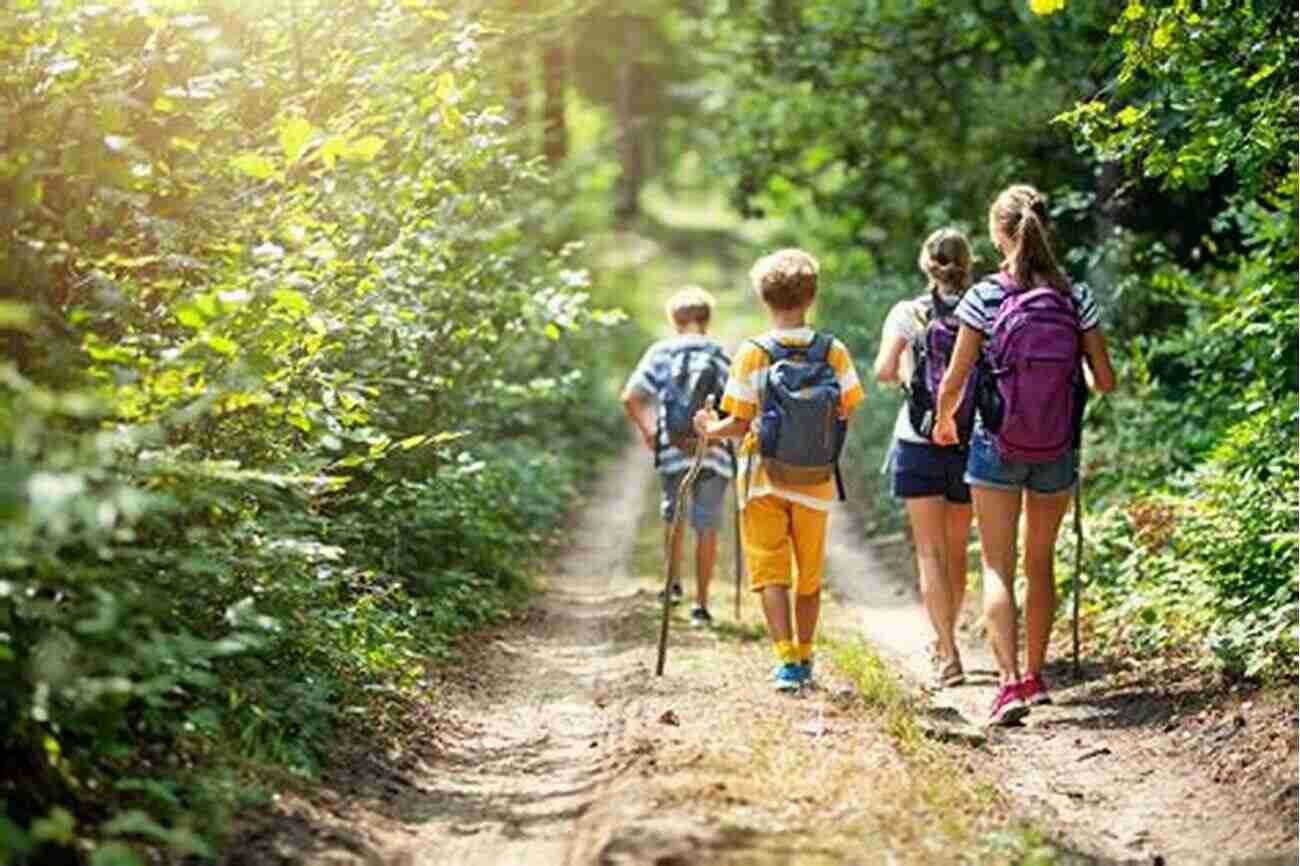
[[238, 445, 1298, 866]]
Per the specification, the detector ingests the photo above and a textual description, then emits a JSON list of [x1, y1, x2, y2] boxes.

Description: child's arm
[[933, 325, 983, 445], [873, 301, 918, 385], [873, 336, 909, 384], [621, 388, 657, 451], [693, 406, 749, 442], [1081, 328, 1116, 394]]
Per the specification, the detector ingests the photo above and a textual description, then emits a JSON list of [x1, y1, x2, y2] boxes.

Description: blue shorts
[[661, 470, 728, 531], [890, 440, 971, 504], [964, 428, 1076, 495]]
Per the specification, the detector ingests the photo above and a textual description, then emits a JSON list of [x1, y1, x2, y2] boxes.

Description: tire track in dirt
[[822, 503, 1299, 865]]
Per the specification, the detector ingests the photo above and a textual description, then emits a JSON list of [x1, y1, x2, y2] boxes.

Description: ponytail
[[990, 185, 1070, 294], [917, 227, 973, 296]]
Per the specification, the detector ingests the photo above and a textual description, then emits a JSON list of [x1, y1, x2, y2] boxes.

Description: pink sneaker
[[988, 682, 1029, 727], [1020, 673, 1052, 706]]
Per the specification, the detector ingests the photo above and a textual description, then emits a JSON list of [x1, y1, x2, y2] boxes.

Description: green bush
[[0, 0, 629, 861], [1079, 397, 1299, 680]]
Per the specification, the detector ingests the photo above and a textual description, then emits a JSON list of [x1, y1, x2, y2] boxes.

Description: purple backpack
[[984, 273, 1082, 463], [906, 293, 978, 446]]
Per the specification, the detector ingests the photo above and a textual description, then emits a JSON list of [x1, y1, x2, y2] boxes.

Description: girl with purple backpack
[[873, 228, 976, 690], [933, 184, 1116, 726]]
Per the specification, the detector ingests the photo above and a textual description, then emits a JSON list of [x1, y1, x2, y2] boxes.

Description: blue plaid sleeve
[[623, 341, 666, 400]]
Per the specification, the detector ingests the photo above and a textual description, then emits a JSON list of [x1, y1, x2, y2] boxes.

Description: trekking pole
[[733, 480, 743, 621], [655, 413, 710, 677], [1071, 466, 1085, 679]]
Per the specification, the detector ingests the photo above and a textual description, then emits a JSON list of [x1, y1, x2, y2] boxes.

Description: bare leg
[[1023, 489, 1071, 677], [694, 528, 718, 608], [945, 502, 974, 634], [905, 497, 957, 659], [794, 590, 820, 646], [971, 485, 1023, 685], [760, 585, 793, 642]]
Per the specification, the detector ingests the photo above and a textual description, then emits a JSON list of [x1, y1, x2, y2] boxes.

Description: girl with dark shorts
[[874, 228, 975, 689]]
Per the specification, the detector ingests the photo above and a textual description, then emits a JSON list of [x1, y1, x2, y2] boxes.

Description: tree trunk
[[541, 34, 567, 164], [507, 0, 531, 151], [614, 17, 645, 224]]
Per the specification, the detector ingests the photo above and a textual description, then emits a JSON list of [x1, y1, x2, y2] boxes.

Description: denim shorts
[[890, 440, 971, 504], [964, 429, 1076, 494], [661, 469, 729, 531]]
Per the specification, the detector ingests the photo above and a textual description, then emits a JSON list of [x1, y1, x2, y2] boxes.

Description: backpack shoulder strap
[[671, 344, 696, 384], [806, 332, 834, 364], [751, 334, 788, 363]]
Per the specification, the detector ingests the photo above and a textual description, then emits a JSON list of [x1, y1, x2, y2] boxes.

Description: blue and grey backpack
[[752, 333, 847, 500], [658, 343, 729, 462]]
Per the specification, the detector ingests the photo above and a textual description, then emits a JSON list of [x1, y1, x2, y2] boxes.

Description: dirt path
[[240, 446, 1297, 866], [377, 444, 659, 865], [824, 505, 1299, 865]]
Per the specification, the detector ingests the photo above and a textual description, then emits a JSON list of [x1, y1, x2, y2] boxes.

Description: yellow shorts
[[741, 494, 828, 596]]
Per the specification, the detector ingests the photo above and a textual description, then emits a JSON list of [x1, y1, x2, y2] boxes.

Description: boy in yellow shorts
[[694, 249, 864, 690]]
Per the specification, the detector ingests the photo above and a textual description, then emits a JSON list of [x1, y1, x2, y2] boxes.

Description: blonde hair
[[749, 248, 819, 310], [989, 184, 1069, 293], [917, 228, 972, 294], [665, 285, 715, 328]]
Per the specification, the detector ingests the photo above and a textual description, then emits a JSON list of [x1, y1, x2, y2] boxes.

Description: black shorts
[[890, 440, 971, 504]]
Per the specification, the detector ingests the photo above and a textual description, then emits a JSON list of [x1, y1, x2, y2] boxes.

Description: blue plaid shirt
[[624, 334, 735, 478]]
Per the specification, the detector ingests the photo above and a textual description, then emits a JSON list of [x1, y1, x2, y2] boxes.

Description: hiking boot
[[773, 662, 805, 692], [1019, 672, 1052, 706], [689, 606, 713, 629], [987, 682, 1029, 727], [933, 653, 965, 689], [657, 582, 684, 605], [799, 657, 815, 685]]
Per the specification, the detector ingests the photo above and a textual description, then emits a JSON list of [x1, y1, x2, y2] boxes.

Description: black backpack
[[905, 292, 979, 447]]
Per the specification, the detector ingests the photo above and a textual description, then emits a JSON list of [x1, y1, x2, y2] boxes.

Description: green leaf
[[272, 289, 312, 315], [1151, 21, 1174, 49], [102, 810, 211, 856], [278, 117, 314, 164], [434, 72, 455, 102], [1246, 64, 1277, 88], [1028, 0, 1065, 14], [176, 306, 206, 329], [346, 135, 386, 162], [204, 334, 239, 356], [231, 153, 277, 180], [543, 323, 562, 341], [89, 842, 144, 866], [31, 807, 75, 844], [318, 136, 348, 170], [0, 301, 34, 331]]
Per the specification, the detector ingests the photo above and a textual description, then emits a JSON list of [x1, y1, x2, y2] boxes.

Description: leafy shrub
[[0, 0, 630, 862], [1078, 397, 1299, 680]]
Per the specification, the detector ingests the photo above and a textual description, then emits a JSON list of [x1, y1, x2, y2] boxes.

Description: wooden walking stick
[[733, 479, 744, 621], [1072, 466, 1085, 679], [655, 415, 710, 677]]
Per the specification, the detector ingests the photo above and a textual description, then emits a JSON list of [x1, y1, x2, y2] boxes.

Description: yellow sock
[[774, 639, 798, 664], [797, 642, 814, 662]]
